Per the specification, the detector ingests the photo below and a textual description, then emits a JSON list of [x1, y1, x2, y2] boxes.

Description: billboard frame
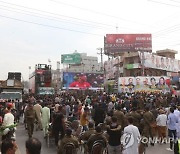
[[104, 34, 152, 55]]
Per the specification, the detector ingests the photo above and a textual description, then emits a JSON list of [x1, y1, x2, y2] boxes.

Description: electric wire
[[147, 0, 180, 8], [0, 5, 115, 30], [0, 14, 104, 36], [0, 0, 118, 28], [50, 0, 157, 28]]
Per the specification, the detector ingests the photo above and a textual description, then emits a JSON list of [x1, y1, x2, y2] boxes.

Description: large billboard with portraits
[[139, 52, 180, 72], [118, 76, 171, 93], [62, 72, 104, 90], [104, 34, 152, 54]]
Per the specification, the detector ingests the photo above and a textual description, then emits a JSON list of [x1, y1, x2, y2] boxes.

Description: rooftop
[[156, 49, 178, 54]]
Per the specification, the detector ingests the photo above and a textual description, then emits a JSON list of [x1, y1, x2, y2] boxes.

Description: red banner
[[104, 34, 152, 53], [36, 69, 44, 74]]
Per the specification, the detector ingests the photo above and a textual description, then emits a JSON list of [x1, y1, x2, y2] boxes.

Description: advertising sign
[[125, 63, 141, 69], [139, 52, 180, 72], [118, 76, 171, 93], [62, 72, 104, 90], [61, 53, 81, 64], [104, 34, 152, 53], [38, 87, 55, 95]]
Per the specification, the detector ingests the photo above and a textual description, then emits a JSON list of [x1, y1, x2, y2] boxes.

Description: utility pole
[[28, 66, 31, 92], [56, 61, 60, 94], [142, 51, 145, 76], [97, 48, 103, 72]]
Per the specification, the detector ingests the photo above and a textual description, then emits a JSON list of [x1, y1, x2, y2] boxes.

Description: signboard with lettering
[[61, 53, 81, 64], [104, 34, 152, 54]]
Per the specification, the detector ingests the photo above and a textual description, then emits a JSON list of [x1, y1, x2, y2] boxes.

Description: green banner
[[61, 53, 81, 64], [126, 64, 134, 69]]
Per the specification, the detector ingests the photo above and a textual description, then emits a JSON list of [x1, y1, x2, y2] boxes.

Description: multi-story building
[[105, 49, 179, 78], [61, 52, 104, 90], [104, 48, 179, 93], [65, 52, 102, 73]]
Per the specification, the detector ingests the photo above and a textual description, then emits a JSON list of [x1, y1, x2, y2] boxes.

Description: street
[[16, 122, 56, 154], [15, 120, 173, 154]]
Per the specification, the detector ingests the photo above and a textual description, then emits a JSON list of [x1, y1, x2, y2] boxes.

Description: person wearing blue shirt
[[167, 107, 178, 152]]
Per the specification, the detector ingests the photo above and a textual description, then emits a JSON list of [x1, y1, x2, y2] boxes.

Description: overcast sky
[[0, 0, 180, 80]]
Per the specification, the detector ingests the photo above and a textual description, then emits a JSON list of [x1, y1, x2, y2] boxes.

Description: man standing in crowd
[[55, 95, 60, 104], [2, 103, 15, 140], [52, 105, 65, 146], [41, 102, 50, 138], [167, 107, 178, 151], [25, 137, 41, 154], [122, 117, 140, 154], [93, 103, 105, 126], [107, 116, 122, 154], [33, 100, 42, 131], [80, 121, 95, 142], [174, 106, 180, 138], [87, 125, 107, 153], [65, 102, 71, 119], [58, 128, 79, 154], [127, 107, 141, 129], [24, 102, 37, 138], [15, 99, 22, 123], [142, 106, 155, 146], [80, 107, 89, 132], [114, 106, 125, 129], [156, 109, 167, 142], [1, 138, 18, 154]]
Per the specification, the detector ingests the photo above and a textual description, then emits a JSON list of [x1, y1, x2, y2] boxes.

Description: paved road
[[146, 144, 173, 154], [16, 122, 56, 154], [15, 122, 173, 154]]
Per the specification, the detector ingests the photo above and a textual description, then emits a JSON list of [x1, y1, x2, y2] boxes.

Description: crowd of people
[[0, 90, 180, 154]]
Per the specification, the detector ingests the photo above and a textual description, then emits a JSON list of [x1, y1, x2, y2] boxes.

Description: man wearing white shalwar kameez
[[174, 107, 180, 138], [122, 117, 140, 154], [41, 103, 50, 137]]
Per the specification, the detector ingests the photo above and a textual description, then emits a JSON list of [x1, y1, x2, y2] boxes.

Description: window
[[129, 58, 134, 63]]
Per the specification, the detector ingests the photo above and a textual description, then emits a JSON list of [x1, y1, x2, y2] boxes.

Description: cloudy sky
[[0, 0, 180, 80]]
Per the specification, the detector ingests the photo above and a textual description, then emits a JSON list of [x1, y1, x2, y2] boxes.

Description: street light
[[48, 58, 51, 66], [28, 66, 31, 92]]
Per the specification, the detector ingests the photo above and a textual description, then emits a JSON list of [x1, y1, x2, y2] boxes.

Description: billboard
[[62, 72, 104, 90], [104, 34, 152, 53], [139, 52, 180, 72], [118, 76, 171, 93], [61, 53, 81, 64]]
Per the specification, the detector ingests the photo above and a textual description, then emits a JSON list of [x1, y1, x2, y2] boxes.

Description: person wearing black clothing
[[87, 125, 107, 153], [15, 99, 22, 123], [93, 103, 106, 126], [26, 137, 41, 154], [132, 97, 138, 109], [52, 105, 65, 146], [107, 116, 122, 154], [1, 138, 18, 154]]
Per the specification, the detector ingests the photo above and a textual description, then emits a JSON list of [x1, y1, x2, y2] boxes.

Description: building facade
[[63, 52, 102, 73], [104, 49, 179, 93]]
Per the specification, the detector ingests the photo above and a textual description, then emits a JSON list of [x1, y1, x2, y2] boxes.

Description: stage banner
[[62, 72, 104, 90]]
